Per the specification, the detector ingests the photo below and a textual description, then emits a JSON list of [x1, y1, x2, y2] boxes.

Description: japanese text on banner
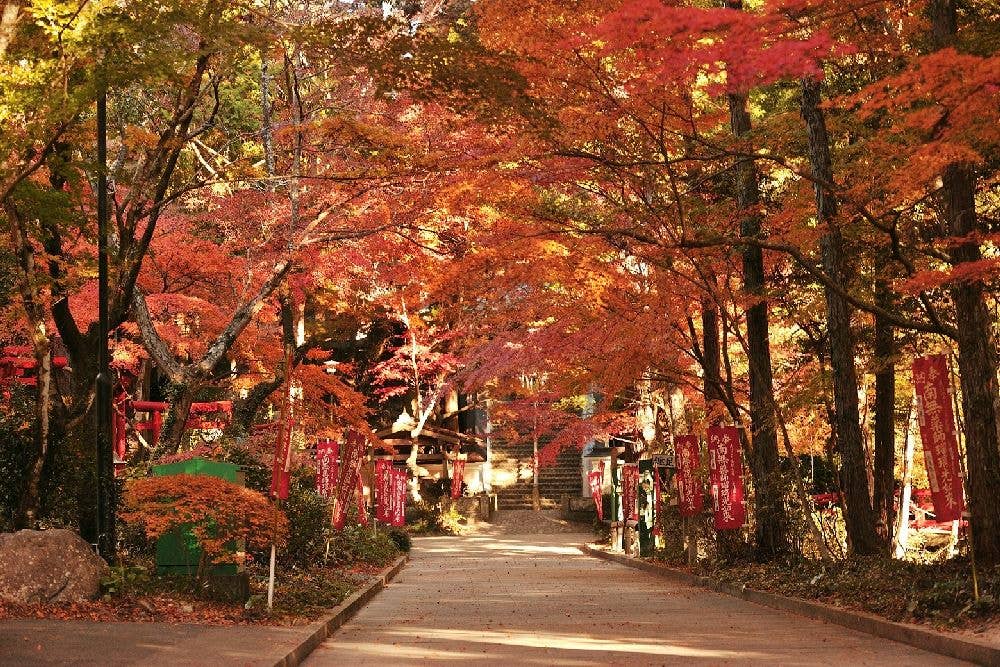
[[913, 355, 965, 522], [674, 434, 703, 518], [707, 426, 745, 530]]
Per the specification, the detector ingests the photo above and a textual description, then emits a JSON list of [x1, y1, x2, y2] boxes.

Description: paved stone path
[[305, 533, 966, 666]]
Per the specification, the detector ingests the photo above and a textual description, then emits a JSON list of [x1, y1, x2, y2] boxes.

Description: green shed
[[150, 457, 245, 576]]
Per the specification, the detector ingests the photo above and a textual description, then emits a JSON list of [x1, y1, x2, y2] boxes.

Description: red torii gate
[[0, 346, 69, 392], [114, 399, 233, 460]]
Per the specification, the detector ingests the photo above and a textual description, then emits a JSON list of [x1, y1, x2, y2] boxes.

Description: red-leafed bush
[[122, 474, 288, 579]]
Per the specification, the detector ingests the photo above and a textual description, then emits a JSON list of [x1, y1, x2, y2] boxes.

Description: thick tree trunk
[[727, 78, 789, 562], [943, 164, 1000, 566], [872, 280, 896, 545], [800, 77, 881, 555], [160, 387, 195, 453], [929, 0, 1000, 567]]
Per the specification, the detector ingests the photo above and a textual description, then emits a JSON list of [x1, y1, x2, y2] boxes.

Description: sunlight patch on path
[[379, 626, 757, 659]]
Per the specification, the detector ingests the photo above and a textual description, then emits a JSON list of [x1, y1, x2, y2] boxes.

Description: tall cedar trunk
[[800, 77, 882, 555], [944, 164, 1000, 566], [872, 279, 896, 545], [702, 302, 723, 416], [930, 0, 1000, 566], [725, 43, 789, 559]]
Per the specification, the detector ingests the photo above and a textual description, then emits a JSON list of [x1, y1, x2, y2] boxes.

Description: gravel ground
[[461, 509, 596, 535]]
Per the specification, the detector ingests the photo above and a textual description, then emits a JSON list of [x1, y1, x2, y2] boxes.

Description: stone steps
[[491, 439, 584, 506]]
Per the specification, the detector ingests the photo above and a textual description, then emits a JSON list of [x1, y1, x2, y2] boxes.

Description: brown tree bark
[[872, 279, 896, 545], [929, 0, 1000, 566], [724, 18, 789, 559], [4, 199, 54, 528], [701, 301, 747, 561], [800, 76, 881, 555], [132, 259, 292, 453]]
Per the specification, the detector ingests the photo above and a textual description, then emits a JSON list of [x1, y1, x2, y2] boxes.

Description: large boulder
[[0, 529, 109, 604]]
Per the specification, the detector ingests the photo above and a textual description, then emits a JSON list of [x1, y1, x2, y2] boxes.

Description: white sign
[[653, 454, 676, 468]]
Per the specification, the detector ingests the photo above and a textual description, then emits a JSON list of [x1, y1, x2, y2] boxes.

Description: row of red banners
[[598, 426, 744, 530], [598, 355, 964, 531], [375, 459, 407, 526], [316, 435, 409, 528]]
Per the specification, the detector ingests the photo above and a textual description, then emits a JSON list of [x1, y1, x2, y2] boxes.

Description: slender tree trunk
[[872, 278, 896, 546], [702, 302, 724, 422], [17, 337, 53, 528], [929, 0, 1000, 566], [5, 199, 55, 528], [800, 77, 881, 555], [725, 26, 789, 559]]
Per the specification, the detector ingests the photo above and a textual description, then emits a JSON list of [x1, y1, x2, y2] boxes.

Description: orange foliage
[[122, 475, 288, 568]]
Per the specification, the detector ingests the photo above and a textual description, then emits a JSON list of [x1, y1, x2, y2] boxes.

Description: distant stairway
[[491, 440, 583, 510]]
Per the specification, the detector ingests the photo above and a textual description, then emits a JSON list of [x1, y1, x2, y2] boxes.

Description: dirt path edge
[[580, 544, 999, 666]]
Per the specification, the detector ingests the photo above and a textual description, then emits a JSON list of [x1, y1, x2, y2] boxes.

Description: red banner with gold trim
[[708, 426, 745, 530], [451, 458, 466, 499], [675, 434, 703, 518], [913, 355, 965, 522]]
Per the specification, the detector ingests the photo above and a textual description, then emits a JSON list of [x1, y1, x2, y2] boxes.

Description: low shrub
[[405, 501, 460, 535], [280, 488, 330, 569], [122, 474, 288, 580], [387, 528, 412, 552], [327, 524, 400, 567]]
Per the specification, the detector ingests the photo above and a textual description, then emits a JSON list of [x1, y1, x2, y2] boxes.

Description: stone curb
[[580, 544, 1000, 666], [272, 554, 409, 667]]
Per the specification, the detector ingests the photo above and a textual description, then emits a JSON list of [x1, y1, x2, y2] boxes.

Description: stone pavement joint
[[304, 533, 969, 666]]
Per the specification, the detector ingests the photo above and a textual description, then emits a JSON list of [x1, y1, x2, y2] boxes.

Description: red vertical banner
[[450, 458, 466, 499], [588, 470, 604, 520], [315, 439, 339, 499], [356, 474, 369, 527], [391, 468, 407, 527], [913, 355, 965, 522], [333, 430, 366, 530], [708, 426, 745, 530], [621, 464, 639, 522], [675, 434, 704, 517], [375, 459, 392, 523]]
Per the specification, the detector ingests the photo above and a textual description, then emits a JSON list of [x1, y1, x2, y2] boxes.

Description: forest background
[[0, 0, 998, 605]]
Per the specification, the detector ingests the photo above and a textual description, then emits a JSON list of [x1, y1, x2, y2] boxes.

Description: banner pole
[[267, 543, 276, 611]]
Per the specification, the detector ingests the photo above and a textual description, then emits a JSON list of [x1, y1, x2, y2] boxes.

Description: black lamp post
[[95, 80, 114, 562]]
